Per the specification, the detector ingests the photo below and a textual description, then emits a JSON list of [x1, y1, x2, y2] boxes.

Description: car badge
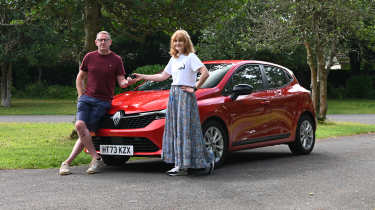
[[112, 111, 123, 127]]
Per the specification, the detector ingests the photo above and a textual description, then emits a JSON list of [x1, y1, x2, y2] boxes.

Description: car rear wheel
[[289, 115, 315, 155], [101, 155, 130, 166], [202, 120, 228, 167]]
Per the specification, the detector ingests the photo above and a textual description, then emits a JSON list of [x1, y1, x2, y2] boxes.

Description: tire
[[202, 120, 228, 167], [289, 115, 315, 155], [101, 155, 130, 166]]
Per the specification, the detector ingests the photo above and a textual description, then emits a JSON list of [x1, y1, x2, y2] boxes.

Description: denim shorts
[[76, 95, 111, 132]]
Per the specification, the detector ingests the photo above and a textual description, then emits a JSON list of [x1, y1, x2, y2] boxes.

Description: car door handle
[[260, 100, 270, 105]]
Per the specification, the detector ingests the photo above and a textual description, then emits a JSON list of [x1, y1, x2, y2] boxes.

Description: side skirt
[[232, 133, 291, 147]]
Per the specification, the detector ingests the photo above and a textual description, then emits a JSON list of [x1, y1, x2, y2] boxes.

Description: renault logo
[[112, 111, 123, 127]]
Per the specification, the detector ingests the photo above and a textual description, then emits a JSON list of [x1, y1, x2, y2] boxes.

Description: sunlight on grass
[[0, 122, 90, 169], [327, 99, 375, 114], [1, 121, 375, 169], [317, 121, 375, 139], [0, 99, 76, 115]]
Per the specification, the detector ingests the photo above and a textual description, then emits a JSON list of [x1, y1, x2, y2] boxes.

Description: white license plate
[[100, 145, 133, 156]]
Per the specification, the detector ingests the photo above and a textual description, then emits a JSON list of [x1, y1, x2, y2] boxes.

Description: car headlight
[[155, 109, 166, 119]]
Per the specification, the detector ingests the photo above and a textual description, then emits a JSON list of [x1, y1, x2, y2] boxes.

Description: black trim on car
[[232, 133, 291, 146]]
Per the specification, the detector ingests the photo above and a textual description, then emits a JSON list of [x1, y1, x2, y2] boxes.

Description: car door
[[261, 64, 295, 138], [222, 64, 273, 147]]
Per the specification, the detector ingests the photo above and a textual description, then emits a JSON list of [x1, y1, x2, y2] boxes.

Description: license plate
[[100, 145, 133, 156]]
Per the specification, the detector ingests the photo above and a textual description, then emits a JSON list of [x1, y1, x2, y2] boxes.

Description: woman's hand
[[181, 86, 195, 93]]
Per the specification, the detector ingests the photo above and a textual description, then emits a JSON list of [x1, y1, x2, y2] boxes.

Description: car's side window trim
[[261, 64, 293, 90], [222, 64, 264, 96]]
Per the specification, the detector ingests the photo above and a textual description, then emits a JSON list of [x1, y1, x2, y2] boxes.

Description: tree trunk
[[1, 62, 12, 107], [317, 48, 327, 121], [83, 0, 101, 53], [349, 40, 361, 73], [38, 67, 42, 83], [304, 41, 318, 114]]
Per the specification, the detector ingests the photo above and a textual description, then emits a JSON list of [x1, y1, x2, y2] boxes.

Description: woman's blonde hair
[[169, 30, 195, 58]]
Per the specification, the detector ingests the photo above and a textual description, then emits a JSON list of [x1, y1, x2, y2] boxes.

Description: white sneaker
[[166, 166, 180, 174], [86, 158, 105, 174], [167, 168, 188, 176], [59, 162, 71, 175]]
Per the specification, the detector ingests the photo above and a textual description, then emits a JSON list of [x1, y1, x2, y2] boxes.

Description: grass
[[0, 98, 374, 169], [0, 121, 374, 169], [0, 99, 76, 115], [0, 122, 90, 169], [327, 99, 375, 114], [317, 121, 375, 139], [0, 98, 374, 116]]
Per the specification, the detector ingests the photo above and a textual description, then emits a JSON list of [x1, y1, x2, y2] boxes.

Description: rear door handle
[[260, 100, 270, 105]]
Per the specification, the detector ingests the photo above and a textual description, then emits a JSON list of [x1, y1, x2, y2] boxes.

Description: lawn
[[0, 98, 375, 169], [0, 99, 76, 115], [1, 98, 374, 115]]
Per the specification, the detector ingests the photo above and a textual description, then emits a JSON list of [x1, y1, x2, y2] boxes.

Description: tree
[[0, 1, 26, 107], [199, 0, 375, 121]]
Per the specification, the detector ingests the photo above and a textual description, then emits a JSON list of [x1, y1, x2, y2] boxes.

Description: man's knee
[[75, 121, 87, 133]]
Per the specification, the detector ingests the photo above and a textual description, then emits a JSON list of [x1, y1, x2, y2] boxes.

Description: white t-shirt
[[164, 53, 204, 87]]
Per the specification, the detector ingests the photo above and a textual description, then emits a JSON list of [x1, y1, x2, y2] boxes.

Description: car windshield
[[136, 63, 233, 91]]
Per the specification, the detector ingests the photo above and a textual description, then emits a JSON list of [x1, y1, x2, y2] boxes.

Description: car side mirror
[[231, 84, 253, 101]]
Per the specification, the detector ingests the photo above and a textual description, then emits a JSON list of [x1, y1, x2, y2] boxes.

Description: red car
[[93, 60, 316, 167]]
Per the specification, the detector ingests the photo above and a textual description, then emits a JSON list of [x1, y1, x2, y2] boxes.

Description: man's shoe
[[86, 158, 105, 174], [59, 162, 71, 175], [167, 168, 188, 176]]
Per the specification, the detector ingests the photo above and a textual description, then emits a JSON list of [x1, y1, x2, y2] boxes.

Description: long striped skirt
[[161, 86, 214, 169]]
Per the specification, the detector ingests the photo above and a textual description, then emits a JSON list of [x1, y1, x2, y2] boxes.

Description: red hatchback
[[93, 60, 316, 167]]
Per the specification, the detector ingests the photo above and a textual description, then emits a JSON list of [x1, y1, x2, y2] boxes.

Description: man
[[59, 31, 135, 175]]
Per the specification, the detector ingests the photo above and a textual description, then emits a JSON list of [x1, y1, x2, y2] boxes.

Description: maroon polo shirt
[[80, 51, 125, 101]]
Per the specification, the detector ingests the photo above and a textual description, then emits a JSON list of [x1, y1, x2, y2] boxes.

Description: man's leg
[[64, 138, 85, 165], [75, 120, 100, 160]]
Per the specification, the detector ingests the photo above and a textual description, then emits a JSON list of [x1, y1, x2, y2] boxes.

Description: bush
[[14, 83, 76, 99], [328, 85, 346, 99], [345, 75, 373, 98], [118, 64, 165, 93]]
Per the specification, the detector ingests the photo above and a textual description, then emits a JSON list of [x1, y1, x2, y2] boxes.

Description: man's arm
[[76, 70, 87, 98], [117, 74, 137, 88]]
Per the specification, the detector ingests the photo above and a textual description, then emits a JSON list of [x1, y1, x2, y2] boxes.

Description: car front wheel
[[202, 120, 228, 167], [101, 155, 130, 166], [289, 115, 315, 155]]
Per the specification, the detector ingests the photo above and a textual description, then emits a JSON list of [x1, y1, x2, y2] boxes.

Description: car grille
[[92, 136, 159, 152], [99, 113, 157, 129]]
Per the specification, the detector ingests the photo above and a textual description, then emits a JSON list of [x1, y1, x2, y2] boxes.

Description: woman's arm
[[134, 71, 171, 82]]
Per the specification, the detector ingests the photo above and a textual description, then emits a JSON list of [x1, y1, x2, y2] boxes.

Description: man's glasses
[[97, 38, 110, 42]]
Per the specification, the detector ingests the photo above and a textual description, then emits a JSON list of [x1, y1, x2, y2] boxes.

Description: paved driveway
[[1, 134, 375, 210]]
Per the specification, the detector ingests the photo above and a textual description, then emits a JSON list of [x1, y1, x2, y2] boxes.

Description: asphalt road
[[1, 133, 375, 210], [1, 114, 374, 209]]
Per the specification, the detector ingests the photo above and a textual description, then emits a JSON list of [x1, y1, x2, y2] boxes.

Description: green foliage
[[14, 83, 76, 99], [345, 75, 374, 98], [116, 64, 165, 94]]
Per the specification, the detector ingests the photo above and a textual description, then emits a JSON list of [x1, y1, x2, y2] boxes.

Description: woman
[[134, 30, 214, 176]]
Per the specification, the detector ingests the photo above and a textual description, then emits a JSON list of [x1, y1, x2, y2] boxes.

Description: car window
[[263, 65, 292, 89], [137, 63, 233, 90], [200, 64, 233, 88], [224, 64, 264, 94]]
